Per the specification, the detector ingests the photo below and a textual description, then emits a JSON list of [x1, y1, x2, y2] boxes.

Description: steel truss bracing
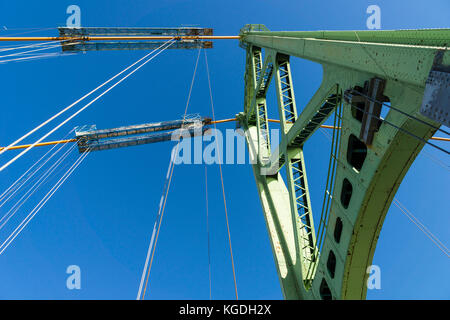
[[75, 115, 211, 153], [238, 24, 450, 299], [250, 48, 272, 164], [58, 27, 213, 52]]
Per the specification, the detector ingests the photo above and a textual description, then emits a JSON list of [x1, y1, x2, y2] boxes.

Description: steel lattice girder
[[75, 116, 211, 153], [58, 27, 214, 36], [239, 25, 450, 300], [58, 27, 213, 52]]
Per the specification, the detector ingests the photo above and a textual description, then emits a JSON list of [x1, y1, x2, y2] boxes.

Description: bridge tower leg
[[238, 25, 450, 299]]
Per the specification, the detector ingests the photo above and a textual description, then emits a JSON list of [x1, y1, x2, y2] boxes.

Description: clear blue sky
[[0, 0, 448, 300]]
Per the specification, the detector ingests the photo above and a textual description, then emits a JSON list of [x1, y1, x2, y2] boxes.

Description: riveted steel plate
[[420, 70, 450, 127]]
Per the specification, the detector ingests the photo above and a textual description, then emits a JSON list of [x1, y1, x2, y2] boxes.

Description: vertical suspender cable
[[204, 50, 239, 300], [136, 150, 175, 300], [139, 46, 202, 300]]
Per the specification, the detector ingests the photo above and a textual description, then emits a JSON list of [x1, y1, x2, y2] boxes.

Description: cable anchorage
[[344, 79, 450, 155]]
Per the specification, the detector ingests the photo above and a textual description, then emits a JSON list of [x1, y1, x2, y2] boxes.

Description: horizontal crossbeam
[[58, 27, 214, 37], [75, 115, 211, 153], [58, 27, 216, 52], [78, 127, 208, 153]]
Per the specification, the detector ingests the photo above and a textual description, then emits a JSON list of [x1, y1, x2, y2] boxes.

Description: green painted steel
[[239, 25, 449, 299]]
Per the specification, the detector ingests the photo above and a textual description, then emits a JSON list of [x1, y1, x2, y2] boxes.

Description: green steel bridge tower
[[237, 25, 449, 299]]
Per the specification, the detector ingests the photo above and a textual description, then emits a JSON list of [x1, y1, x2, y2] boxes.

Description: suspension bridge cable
[[0, 129, 75, 204], [0, 42, 68, 59], [0, 143, 76, 230], [141, 147, 177, 299], [0, 137, 74, 210], [0, 39, 175, 172], [0, 52, 74, 64], [421, 150, 450, 172], [0, 39, 174, 158], [0, 27, 59, 37], [1, 120, 447, 154], [2, 52, 68, 57], [0, 41, 77, 64], [0, 41, 61, 52], [205, 165, 212, 300], [320, 127, 332, 141], [0, 144, 70, 210], [394, 198, 449, 254], [0, 139, 77, 152], [393, 199, 449, 258], [0, 149, 89, 256], [204, 50, 239, 300], [136, 149, 176, 300], [306, 101, 343, 279], [1, 27, 57, 30], [140, 45, 201, 300]]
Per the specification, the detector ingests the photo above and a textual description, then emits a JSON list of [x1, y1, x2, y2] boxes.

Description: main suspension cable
[[0, 149, 89, 256], [0, 141, 72, 214], [0, 40, 79, 65], [0, 42, 70, 59], [0, 143, 76, 230], [0, 129, 75, 207]]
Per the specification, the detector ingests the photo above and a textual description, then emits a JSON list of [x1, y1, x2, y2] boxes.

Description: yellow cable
[[1, 122, 447, 153], [0, 139, 76, 151], [205, 50, 239, 300]]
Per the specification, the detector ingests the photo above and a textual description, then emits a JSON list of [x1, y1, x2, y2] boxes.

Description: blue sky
[[0, 0, 448, 300]]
